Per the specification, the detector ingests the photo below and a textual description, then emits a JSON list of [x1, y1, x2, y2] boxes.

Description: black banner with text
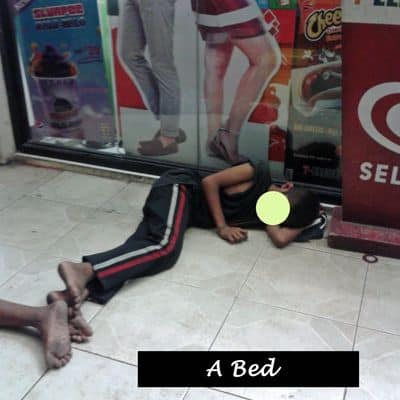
[[138, 351, 359, 388]]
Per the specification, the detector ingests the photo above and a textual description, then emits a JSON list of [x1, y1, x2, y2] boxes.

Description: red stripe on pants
[[97, 186, 187, 279]]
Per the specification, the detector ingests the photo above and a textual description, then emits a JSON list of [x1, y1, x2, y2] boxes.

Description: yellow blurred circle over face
[[256, 191, 291, 226]]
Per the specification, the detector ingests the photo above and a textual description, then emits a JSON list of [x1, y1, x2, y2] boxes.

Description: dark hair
[[281, 188, 320, 228]]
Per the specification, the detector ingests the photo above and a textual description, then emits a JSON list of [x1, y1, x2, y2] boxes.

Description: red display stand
[[328, 2, 400, 259]]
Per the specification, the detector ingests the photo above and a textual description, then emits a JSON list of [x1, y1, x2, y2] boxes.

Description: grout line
[[30, 169, 63, 192], [208, 296, 237, 351], [212, 388, 253, 399], [33, 223, 83, 259], [182, 388, 191, 400], [352, 263, 370, 351], [73, 347, 138, 368], [0, 251, 45, 290], [234, 295, 358, 330], [183, 387, 253, 400], [236, 248, 264, 298], [0, 191, 26, 213], [208, 257, 259, 352], [356, 324, 400, 338], [342, 262, 370, 400], [0, 242, 77, 292], [82, 303, 112, 330], [20, 369, 49, 400], [3, 168, 65, 216], [26, 192, 113, 211], [236, 255, 260, 300], [291, 242, 364, 261], [0, 196, 92, 250], [27, 188, 146, 220], [85, 304, 105, 324], [94, 181, 130, 211]]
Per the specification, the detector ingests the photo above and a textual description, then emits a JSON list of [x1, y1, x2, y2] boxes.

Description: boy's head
[[268, 182, 320, 228]]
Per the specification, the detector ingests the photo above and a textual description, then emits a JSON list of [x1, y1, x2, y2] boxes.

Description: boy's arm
[[265, 225, 303, 248], [202, 163, 254, 242]]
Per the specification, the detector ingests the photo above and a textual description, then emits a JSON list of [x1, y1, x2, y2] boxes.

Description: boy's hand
[[217, 226, 248, 244]]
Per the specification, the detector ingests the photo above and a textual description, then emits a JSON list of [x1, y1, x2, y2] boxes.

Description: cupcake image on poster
[[29, 44, 84, 139]]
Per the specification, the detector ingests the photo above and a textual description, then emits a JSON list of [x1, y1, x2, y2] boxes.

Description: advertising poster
[[108, 0, 198, 165], [285, 0, 342, 188], [196, 0, 297, 176], [108, 0, 296, 178], [9, 0, 117, 149]]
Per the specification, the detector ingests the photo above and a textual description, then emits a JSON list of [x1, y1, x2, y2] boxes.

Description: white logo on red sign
[[358, 82, 400, 155]]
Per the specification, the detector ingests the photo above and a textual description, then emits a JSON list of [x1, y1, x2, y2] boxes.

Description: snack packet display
[[252, 1, 297, 178], [285, 0, 342, 187]]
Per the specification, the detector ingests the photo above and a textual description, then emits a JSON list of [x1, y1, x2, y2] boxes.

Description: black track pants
[[84, 184, 191, 304]]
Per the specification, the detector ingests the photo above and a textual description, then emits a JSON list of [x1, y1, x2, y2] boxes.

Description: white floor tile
[[183, 228, 266, 265], [44, 209, 140, 261], [359, 262, 400, 335], [211, 299, 353, 400], [0, 197, 93, 251], [374, 255, 400, 268], [32, 171, 127, 208], [159, 245, 254, 297], [0, 244, 39, 287], [100, 181, 151, 215], [186, 389, 243, 399], [0, 163, 60, 195], [0, 329, 46, 400], [79, 279, 234, 365], [347, 328, 400, 400], [218, 387, 344, 400], [240, 246, 367, 324], [0, 189, 25, 212], [24, 350, 186, 400], [213, 299, 354, 351], [292, 237, 363, 259]]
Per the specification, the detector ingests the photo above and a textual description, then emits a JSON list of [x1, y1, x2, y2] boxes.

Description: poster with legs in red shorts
[[193, 0, 297, 177], [106, 0, 296, 178]]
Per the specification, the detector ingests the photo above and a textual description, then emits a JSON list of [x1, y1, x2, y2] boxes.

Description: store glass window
[[4, 0, 342, 194]]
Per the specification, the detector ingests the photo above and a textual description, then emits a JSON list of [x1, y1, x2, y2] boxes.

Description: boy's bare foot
[[47, 262, 93, 311], [69, 310, 93, 344], [38, 301, 72, 369], [47, 289, 89, 317], [47, 292, 93, 343]]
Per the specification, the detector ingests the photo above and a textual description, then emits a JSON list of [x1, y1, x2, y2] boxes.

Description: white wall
[[0, 52, 16, 164]]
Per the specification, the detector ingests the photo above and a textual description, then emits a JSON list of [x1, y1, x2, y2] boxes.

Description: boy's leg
[[139, 0, 181, 138], [49, 184, 191, 306], [118, 0, 160, 117], [0, 299, 71, 369]]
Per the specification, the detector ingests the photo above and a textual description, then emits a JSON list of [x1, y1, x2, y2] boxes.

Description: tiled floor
[[0, 162, 399, 400]]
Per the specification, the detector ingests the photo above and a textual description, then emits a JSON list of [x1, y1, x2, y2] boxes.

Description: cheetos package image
[[285, 0, 342, 188]]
